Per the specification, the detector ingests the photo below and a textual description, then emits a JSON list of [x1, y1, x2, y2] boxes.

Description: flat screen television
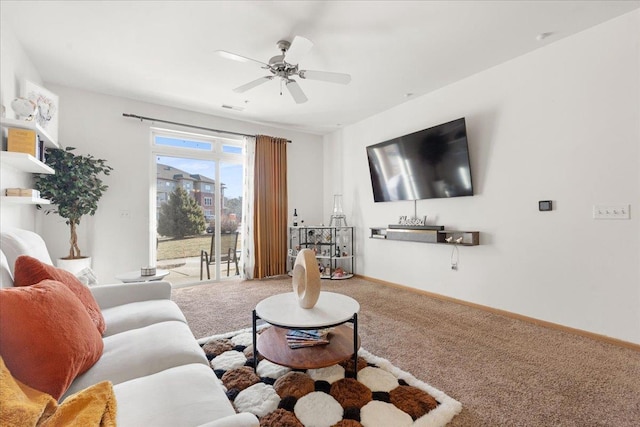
[[366, 117, 473, 202]]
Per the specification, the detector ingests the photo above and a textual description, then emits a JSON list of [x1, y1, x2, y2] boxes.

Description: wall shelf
[[0, 117, 59, 148], [1, 196, 50, 205], [0, 151, 54, 174], [370, 227, 479, 246]]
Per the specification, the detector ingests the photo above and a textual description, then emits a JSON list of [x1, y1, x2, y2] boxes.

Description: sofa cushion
[[13, 255, 106, 334], [101, 299, 187, 337], [90, 281, 172, 310], [64, 320, 208, 398], [0, 280, 104, 400], [0, 227, 53, 275], [113, 363, 236, 427]]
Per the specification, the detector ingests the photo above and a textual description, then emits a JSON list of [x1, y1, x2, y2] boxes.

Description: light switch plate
[[592, 204, 630, 220]]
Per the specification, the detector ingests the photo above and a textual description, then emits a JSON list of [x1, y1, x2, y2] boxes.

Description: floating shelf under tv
[[370, 227, 479, 246]]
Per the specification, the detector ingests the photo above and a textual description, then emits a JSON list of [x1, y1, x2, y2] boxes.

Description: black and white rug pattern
[[199, 328, 462, 427]]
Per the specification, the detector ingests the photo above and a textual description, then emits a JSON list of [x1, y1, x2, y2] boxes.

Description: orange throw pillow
[[13, 255, 106, 334], [0, 280, 104, 400]]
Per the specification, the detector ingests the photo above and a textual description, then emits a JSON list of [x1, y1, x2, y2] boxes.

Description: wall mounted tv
[[366, 117, 473, 202]]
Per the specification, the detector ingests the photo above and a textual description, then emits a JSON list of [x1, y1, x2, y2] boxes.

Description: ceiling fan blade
[[298, 70, 352, 85], [286, 79, 308, 104], [215, 50, 269, 67], [284, 36, 313, 65], [233, 76, 274, 93]]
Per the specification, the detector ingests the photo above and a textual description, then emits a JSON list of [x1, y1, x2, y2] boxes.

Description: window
[[156, 136, 212, 151], [223, 145, 242, 154], [204, 197, 212, 206]]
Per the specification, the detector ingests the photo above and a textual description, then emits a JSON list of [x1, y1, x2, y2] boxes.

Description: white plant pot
[[56, 257, 92, 275]]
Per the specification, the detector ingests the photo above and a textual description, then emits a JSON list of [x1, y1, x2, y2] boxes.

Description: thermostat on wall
[[539, 200, 553, 211]]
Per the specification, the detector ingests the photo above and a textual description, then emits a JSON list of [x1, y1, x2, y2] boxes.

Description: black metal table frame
[[252, 310, 359, 378]]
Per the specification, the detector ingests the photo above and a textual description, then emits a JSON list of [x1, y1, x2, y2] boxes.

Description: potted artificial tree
[[34, 146, 113, 273]]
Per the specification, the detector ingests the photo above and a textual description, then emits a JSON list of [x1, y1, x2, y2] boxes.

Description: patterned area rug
[[199, 328, 462, 427]]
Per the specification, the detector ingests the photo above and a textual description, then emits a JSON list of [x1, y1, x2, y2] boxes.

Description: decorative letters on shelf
[[398, 216, 427, 226]]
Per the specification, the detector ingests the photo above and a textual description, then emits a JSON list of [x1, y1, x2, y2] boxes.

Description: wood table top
[[257, 324, 360, 370]]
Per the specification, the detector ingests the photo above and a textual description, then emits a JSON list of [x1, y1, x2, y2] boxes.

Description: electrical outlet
[[592, 204, 630, 220], [120, 210, 131, 220]]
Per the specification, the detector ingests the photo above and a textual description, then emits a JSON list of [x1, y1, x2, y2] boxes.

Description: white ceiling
[[2, 1, 638, 135]]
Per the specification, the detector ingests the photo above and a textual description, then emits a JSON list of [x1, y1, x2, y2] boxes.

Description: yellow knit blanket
[[0, 357, 117, 426]]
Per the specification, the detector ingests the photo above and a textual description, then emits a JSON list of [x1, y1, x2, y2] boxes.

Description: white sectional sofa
[[0, 227, 258, 427]]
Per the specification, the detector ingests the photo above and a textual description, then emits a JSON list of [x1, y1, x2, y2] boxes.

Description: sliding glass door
[[151, 129, 244, 286]]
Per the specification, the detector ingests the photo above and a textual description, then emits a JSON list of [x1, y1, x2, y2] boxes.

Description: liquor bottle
[[293, 209, 298, 227]]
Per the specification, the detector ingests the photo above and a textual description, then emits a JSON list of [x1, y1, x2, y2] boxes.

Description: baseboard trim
[[356, 275, 640, 351]]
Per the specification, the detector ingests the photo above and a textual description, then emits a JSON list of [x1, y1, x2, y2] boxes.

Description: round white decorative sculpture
[[292, 248, 321, 309]]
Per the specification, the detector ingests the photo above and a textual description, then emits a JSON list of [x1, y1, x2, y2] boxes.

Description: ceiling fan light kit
[[217, 35, 351, 104]]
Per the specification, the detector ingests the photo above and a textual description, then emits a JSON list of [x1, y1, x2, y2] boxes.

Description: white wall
[[0, 23, 45, 230], [326, 11, 640, 344]]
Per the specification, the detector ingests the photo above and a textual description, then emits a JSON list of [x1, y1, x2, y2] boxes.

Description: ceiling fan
[[216, 36, 351, 104]]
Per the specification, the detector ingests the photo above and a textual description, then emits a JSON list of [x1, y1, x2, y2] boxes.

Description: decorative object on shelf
[[23, 80, 59, 142], [10, 97, 37, 120], [5, 188, 40, 198], [398, 215, 427, 226], [446, 235, 462, 245], [292, 249, 321, 309], [34, 147, 113, 261], [293, 208, 298, 226], [7, 127, 40, 158], [329, 194, 347, 226], [140, 266, 157, 276]]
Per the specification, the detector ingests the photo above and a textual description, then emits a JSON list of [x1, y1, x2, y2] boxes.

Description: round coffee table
[[253, 292, 360, 375]]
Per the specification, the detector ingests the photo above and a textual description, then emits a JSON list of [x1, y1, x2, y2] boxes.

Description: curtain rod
[[122, 113, 291, 143]]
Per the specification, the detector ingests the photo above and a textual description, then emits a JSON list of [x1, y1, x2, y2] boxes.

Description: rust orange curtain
[[253, 135, 288, 278]]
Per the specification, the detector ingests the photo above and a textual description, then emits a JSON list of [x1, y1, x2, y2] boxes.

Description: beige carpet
[[172, 276, 640, 426]]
